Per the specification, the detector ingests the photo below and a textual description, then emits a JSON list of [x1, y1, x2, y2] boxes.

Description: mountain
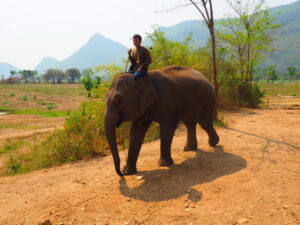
[[35, 33, 128, 73], [264, 0, 300, 73], [0, 63, 19, 78], [143, 20, 208, 47], [144, 0, 300, 73]]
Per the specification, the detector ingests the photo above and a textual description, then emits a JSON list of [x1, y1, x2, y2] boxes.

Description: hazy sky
[[0, 0, 297, 69]]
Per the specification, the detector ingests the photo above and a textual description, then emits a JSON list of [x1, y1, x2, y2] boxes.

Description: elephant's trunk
[[104, 111, 123, 177]]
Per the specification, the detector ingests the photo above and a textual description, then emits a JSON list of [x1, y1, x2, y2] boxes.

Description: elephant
[[104, 65, 219, 176]]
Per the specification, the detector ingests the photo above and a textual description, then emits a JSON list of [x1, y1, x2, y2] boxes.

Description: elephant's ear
[[139, 80, 157, 115]]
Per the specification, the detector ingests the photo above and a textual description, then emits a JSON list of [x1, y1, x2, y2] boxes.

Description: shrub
[[219, 73, 265, 108], [4, 99, 160, 175], [21, 95, 28, 101]]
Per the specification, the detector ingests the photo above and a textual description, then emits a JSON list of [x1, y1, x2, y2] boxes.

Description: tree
[[10, 70, 16, 77], [94, 64, 122, 81], [286, 66, 297, 81], [218, 0, 280, 82], [43, 69, 66, 84], [81, 69, 94, 97], [66, 68, 81, 83], [19, 70, 38, 83], [147, 27, 198, 69], [266, 65, 278, 84]]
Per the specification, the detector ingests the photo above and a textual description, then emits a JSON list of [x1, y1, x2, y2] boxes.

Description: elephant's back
[[148, 66, 216, 120], [149, 65, 214, 96]]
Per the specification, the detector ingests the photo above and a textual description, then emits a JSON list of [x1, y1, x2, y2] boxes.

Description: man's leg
[[127, 70, 135, 74], [133, 71, 146, 80]]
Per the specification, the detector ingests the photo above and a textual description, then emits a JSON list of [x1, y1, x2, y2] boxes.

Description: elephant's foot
[[158, 157, 174, 167], [209, 132, 219, 147], [122, 164, 137, 175], [184, 143, 198, 151]]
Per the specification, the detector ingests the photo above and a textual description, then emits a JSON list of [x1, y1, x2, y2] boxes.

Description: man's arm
[[139, 48, 152, 71], [128, 49, 134, 63]]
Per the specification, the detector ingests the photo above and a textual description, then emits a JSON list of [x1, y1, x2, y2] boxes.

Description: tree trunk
[[210, 28, 219, 121]]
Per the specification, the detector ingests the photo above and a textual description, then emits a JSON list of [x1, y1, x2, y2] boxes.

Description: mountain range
[[0, 63, 19, 79], [0, 0, 299, 77]]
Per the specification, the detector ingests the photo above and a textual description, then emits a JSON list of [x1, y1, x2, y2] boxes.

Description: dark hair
[[133, 34, 142, 41]]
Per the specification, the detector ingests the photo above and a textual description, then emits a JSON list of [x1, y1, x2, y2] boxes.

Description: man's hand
[[128, 49, 132, 56], [137, 67, 142, 72]]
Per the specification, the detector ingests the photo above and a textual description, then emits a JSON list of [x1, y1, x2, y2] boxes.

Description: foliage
[[266, 65, 278, 83], [19, 70, 38, 83], [43, 69, 67, 84], [94, 64, 123, 81], [217, 1, 280, 82], [286, 66, 297, 81], [3, 97, 160, 175], [80, 69, 94, 97], [65, 68, 81, 83], [147, 27, 198, 69]]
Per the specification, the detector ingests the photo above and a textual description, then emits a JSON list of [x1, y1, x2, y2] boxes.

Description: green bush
[[219, 73, 265, 108], [21, 95, 28, 101], [4, 99, 160, 175]]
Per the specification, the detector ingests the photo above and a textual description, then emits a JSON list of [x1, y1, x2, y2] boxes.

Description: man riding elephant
[[127, 34, 152, 80]]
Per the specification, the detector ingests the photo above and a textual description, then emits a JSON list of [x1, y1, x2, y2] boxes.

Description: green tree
[[94, 64, 122, 81], [19, 70, 38, 83], [81, 69, 94, 97], [217, 0, 280, 82], [147, 27, 198, 69], [66, 68, 81, 83], [10, 70, 16, 77], [266, 65, 278, 84], [43, 69, 66, 84], [286, 66, 297, 81]]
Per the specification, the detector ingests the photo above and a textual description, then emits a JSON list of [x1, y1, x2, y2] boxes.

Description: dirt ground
[[0, 101, 299, 225]]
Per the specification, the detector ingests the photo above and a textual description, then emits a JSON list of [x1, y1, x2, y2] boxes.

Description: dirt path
[[0, 106, 299, 225]]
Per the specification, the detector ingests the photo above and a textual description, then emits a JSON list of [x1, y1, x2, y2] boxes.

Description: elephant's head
[[104, 74, 157, 176]]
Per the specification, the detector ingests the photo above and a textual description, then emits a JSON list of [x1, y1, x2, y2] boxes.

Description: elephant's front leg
[[158, 119, 178, 167], [122, 120, 152, 175]]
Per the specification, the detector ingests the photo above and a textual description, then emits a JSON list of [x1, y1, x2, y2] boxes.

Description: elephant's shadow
[[119, 147, 247, 202]]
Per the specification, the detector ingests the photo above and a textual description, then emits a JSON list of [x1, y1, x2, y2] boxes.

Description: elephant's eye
[[114, 98, 122, 107]]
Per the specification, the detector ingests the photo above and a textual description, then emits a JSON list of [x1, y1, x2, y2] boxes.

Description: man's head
[[132, 34, 142, 47]]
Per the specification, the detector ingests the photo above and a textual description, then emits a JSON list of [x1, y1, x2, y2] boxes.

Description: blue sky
[[0, 0, 297, 69]]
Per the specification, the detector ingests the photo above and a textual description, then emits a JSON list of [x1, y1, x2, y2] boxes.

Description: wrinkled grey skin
[[104, 66, 219, 176]]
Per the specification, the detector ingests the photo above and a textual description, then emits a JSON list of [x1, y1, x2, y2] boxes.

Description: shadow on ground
[[119, 147, 246, 202]]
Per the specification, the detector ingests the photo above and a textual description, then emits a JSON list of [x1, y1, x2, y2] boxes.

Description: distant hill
[[35, 34, 128, 74], [143, 20, 208, 47], [144, 1, 300, 74], [264, 0, 300, 73], [0, 63, 19, 78]]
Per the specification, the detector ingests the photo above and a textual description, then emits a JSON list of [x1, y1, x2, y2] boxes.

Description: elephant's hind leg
[[122, 120, 152, 175], [183, 121, 198, 151], [198, 112, 219, 147]]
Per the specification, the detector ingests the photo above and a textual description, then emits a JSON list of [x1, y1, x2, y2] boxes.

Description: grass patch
[[9, 109, 69, 117], [0, 84, 85, 97], [258, 83, 300, 96], [0, 139, 23, 154]]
